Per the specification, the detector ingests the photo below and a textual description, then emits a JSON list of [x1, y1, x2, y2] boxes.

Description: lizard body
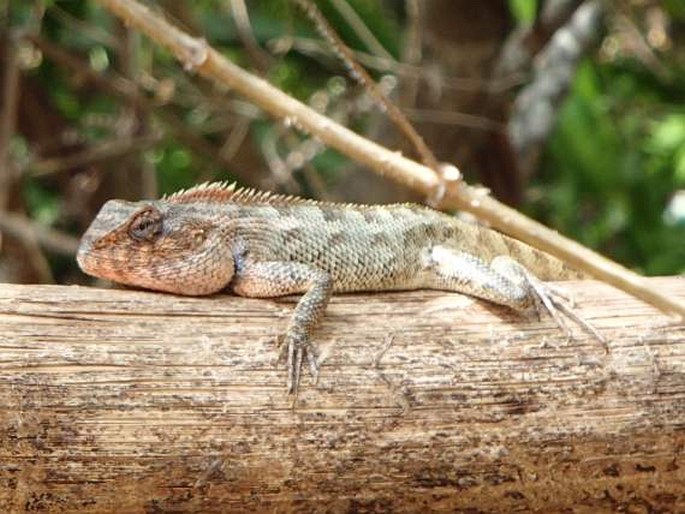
[[77, 182, 593, 393]]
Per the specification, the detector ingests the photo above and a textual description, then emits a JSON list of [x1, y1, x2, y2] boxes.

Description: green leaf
[[509, 0, 537, 24], [646, 114, 685, 155]]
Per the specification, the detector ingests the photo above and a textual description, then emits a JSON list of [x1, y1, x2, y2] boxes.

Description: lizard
[[77, 181, 602, 394]]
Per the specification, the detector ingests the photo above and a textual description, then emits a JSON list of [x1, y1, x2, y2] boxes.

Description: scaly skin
[[77, 182, 594, 394]]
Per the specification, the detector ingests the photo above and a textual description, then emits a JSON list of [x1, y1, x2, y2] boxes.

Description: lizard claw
[[492, 256, 606, 350], [282, 332, 320, 396], [525, 274, 607, 351]]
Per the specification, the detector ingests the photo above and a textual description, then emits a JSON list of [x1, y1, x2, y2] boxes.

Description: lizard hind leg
[[425, 246, 605, 346]]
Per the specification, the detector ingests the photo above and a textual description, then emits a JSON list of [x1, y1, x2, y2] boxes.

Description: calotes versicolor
[[77, 182, 601, 394]]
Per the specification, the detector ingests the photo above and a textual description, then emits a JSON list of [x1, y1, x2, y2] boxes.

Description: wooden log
[[0, 278, 683, 512]]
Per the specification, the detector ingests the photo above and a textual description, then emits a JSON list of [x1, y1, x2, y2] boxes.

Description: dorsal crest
[[165, 181, 318, 206]]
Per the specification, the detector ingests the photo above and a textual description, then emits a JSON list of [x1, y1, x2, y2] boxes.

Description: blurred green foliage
[[538, 57, 685, 274]]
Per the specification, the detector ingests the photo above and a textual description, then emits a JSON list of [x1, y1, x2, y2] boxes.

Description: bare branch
[[27, 133, 162, 177], [275, 36, 525, 94], [328, 0, 394, 61], [399, 0, 422, 108], [403, 107, 503, 132], [119, 25, 158, 199], [229, 0, 272, 71]]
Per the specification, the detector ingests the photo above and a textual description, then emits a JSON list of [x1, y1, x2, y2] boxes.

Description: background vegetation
[[0, 0, 683, 286]]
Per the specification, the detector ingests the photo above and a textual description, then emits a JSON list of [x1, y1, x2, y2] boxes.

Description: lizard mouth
[[76, 230, 97, 273], [75, 243, 90, 274], [76, 239, 116, 282], [76, 241, 101, 279], [76, 199, 143, 281]]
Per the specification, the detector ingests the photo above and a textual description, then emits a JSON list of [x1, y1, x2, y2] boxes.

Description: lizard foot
[[491, 256, 607, 351], [530, 277, 606, 349], [278, 331, 321, 396]]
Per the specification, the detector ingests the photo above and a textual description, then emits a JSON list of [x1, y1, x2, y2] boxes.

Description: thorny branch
[[291, 0, 440, 172], [93, 0, 685, 320], [275, 36, 523, 94]]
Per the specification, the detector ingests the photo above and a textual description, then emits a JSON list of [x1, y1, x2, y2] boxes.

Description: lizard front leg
[[230, 261, 333, 394]]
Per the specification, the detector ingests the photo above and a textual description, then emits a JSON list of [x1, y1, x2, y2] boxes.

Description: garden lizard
[[77, 182, 601, 394]]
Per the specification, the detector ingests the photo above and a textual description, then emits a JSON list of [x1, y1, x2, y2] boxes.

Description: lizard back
[[77, 182, 582, 296]]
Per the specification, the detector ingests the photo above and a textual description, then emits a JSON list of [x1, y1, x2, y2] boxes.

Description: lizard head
[[77, 200, 234, 295]]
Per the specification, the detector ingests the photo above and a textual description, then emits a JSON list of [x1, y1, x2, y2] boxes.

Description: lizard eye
[[128, 208, 163, 242]]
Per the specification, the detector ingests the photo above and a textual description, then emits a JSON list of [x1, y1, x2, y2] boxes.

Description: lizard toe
[[283, 331, 319, 395]]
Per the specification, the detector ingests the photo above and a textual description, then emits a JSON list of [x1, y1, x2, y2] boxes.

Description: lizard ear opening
[[128, 207, 163, 242]]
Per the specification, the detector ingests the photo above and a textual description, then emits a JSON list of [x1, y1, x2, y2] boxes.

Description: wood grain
[[0, 278, 683, 512]]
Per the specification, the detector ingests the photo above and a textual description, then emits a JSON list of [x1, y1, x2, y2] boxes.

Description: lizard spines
[[164, 181, 436, 214], [165, 181, 320, 207]]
